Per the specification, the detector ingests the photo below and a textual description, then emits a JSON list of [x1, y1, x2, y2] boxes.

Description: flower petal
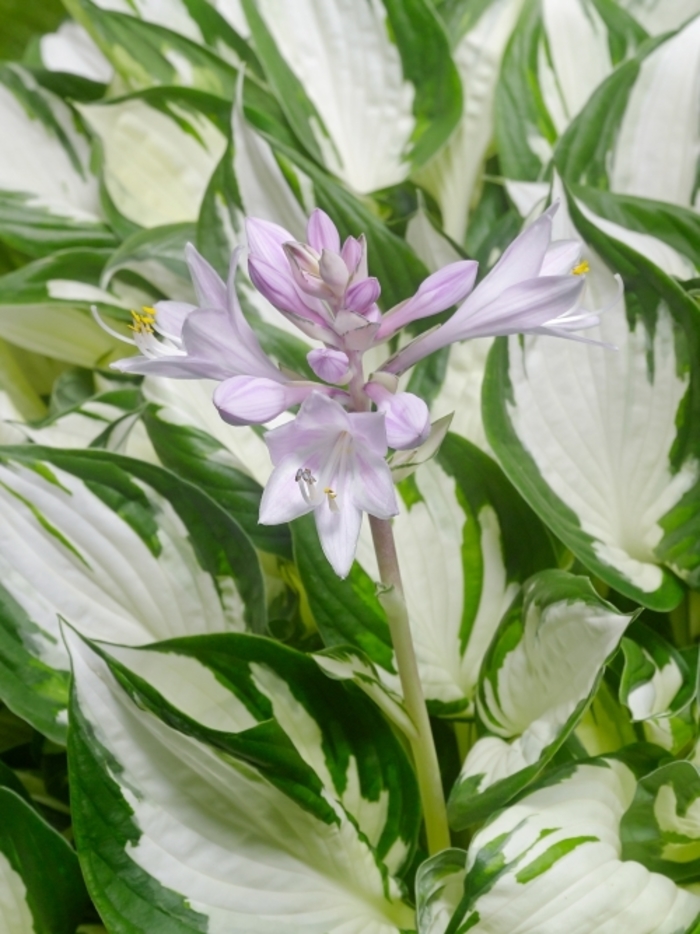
[[540, 239, 582, 276], [153, 301, 195, 339], [364, 383, 431, 449], [377, 260, 478, 339], [314, 495, 363, 579], [214, 376, 314, 425], [307, 348, 350, 383], [185, 243, 227, 309], [245, 216, 294, 264], [259, 457, 316, 525], [345, 277, 381, 315], [306, 208, 341, 254]]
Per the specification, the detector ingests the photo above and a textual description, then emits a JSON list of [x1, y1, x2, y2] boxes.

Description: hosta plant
[[0, 1, 700, 933]]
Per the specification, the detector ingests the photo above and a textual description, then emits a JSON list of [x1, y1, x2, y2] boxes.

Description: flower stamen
[[324, 486, 339, 513], [571, 260, 590, 276], [295, 467, 318, 504]]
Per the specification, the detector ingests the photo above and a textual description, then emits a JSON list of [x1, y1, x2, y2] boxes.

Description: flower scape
[[0, 2, 699, 933]]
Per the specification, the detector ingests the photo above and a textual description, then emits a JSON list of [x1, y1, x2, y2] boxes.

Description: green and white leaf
[[620, 623, 697, 753], [78, 89, 228, 228], [313, 645, 416, 738], [303, 434, 554, 718], [66, 628, 418, 933], [0, 249, 129, 367], [64, 0, 238, 96], [0, 65, 114, 257], [142, 401, 291, 556], [0, 446, 264, 741], [483, 246, 699, 610], [0, 787, 90, 934], [17, 387, 154, 460], [449, 571, 632, 828], [413, 0, 525, 243], [39, 21, 114, 83], [619, 0, 700, 36], [421, 759, 700, 934], [141, 376, 273, 484], [100, 221, 197, 305], [74, 0, 255, 59], [621, 760, 700, 884], [552, 17, 700, 278], [496, 0, 646, 185], [242, 0, 461, 192]]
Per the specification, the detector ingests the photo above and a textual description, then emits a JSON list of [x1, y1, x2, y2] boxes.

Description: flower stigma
[[295, 467, 318, 504]]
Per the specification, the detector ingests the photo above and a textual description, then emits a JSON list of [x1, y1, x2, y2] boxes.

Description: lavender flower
[[107, 204, 606, 577]]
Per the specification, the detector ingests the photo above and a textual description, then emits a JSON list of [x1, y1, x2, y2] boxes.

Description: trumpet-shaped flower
[[110, 246, 283, 384], [259, 393, 398, 577], [381, 204, 608, 375]]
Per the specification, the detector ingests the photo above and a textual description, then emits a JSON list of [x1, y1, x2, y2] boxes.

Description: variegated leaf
[[621, 760, 700, 884], [414, 0, 525, 243], [142, 401, 291, 556], [66, 628, 418, 933], [0, 64, 114, 257], [0, 446, 264, 741], [482, 230, 700, 610], [297, 434, 554, 720], [241, 0, 461, 192], [78, 88, 229, 228], [100, 222, 197, 305], [64, 0, 257, 74], [0, 788, 89, 934], [619, 0, 700, 35], [449, 571, 632, 828], [496, 0, 647, 186], [620, 623, 698, 754], [39, 21, 114, 83], [0, 250, 128, 367], [552, 16, 700, 278], [420, 759, 700, 934]]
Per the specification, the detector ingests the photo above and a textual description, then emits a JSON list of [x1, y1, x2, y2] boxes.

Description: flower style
[[259, 392, 398, 577]]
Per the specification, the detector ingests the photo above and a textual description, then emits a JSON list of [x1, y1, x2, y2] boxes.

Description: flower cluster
[[109, 205, 599, 576]]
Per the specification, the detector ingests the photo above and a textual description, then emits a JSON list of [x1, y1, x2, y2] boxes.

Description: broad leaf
[[78, 88, 229, 228], [100, 222, 197, 305], [622, 761, 700, 884], [142, 402, 292, 557], [620, 623, 698, 754], [0, 445, 264, 741], [64, 0, 238, 95], [298, 435, 554, 718], [421, 759, 700, 934], [496, 0, 646, 184], [482, 244, 699, 610], [619, 0, 700, 33], [449, 571, 632, 828], [0, 787, 90, 934], [0, 64, 114, 258], [0, 249, 127, 367], [413, 0, 523, 243], [66, 628, 418, 933], [241, 0, 461, 192]]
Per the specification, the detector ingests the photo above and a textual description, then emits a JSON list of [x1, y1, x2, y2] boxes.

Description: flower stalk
[[369, 514, 451, 855]]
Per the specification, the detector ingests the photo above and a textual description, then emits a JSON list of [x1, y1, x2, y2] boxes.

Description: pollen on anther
[[571, 260, 590, 276]]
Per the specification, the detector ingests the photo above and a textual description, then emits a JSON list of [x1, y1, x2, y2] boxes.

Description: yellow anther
[[571, 260, 590, 276], [128, 309, 154, 333], [324, 487, 337, 499]]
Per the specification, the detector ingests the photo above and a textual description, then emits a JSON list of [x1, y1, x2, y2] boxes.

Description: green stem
[[369, 515, 451, 855]]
